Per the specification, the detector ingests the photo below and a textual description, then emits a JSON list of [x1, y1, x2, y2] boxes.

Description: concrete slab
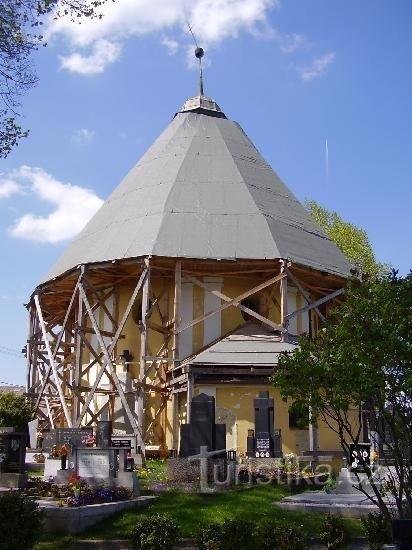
[[275, 491, 395, 518], [40, 496, 156, 534]]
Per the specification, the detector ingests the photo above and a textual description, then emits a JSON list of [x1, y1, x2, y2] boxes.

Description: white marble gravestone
[[28, 419, 39, 449], [77, 449, 111, 479]]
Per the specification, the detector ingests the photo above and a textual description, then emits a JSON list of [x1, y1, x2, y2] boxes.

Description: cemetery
[[0, 32, 410, 549], [1, 384, 408, 547]]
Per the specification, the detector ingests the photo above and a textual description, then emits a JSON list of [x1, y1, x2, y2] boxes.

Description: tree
[[272, 270, 412, 519], [0, 390, 33, 431], [0, 0, 107, 158], [305, 200, 389, 278]]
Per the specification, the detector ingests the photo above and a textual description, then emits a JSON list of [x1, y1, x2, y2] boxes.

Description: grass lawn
[[36, 484, 364, 547]]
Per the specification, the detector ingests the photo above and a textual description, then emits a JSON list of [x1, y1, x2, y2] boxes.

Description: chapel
[[26, 54, 350, 457]]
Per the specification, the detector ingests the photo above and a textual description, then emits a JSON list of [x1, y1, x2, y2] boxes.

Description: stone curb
[[70, 537, 370, 550]]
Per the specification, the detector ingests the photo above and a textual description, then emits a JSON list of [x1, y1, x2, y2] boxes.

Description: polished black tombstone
[[349, 443, 371, 472], [42, 427, 93, 451], [248, 391, 282, 458], [96, 421, 112, 448], [0, 432, 26, 473], [179, 393, 226, 457]]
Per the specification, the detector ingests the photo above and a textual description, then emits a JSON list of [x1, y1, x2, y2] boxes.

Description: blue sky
[[0, 0, 411, 384]]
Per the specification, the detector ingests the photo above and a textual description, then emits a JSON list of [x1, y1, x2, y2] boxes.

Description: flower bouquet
[[69, 474, 81, 498], [59, 444, 68, 470], [82, 434, 96, 447]]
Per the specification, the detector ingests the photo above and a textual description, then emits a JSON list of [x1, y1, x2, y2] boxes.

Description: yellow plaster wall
[[317, 419, 342, 450], [79, 273, 324, 446], [186, 384, 344, 456], [187, 385, 301, 455]]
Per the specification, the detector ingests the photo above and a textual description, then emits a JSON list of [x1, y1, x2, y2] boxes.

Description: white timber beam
[[285, 287, 345, 321]]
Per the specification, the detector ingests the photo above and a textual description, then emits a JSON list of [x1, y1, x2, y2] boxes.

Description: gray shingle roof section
[[185, 323, 297, 367], [43, 98, 351, 282]]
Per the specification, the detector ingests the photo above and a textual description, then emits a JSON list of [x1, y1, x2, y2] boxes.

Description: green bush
[[131, 512, 179, 550], [319, 513, 349, 549], [0, 391, 32, 432], [196, 523, 224, 550], [361, 512, 393, 550], [255, 519, 309, 550], [196, 518, 253, 550], [0, 491, 44, 549]]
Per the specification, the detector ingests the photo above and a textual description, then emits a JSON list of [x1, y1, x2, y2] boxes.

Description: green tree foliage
[[0, 391, 32, 431], [0, 491, 44, 549], [272, 270, 412, 519], [305, 200, 389, 277], [0, 0, 107, 158]]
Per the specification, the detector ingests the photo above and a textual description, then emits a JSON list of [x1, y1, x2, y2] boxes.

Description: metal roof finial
[[195, 47, 204, 96]]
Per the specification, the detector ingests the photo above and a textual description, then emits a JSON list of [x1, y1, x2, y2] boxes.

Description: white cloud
[[0, 166, 103, 243], [59, 39, 122, 75], [279, 32, 305, 54], [47, 0, 279, 73], [0, 179, 23, 199], [297, 52, 336, 81], [162, 37, 179, 56], [72, 127, 96, 144]]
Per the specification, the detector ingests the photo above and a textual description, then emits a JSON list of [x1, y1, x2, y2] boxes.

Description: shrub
[[319, 513, 349, 549], [361, 512, 393, 550], [132, 512, 179, 550], [196, 518, 253, 550], [196, 523, 224, 550], [255, 519, 309, 550], [0, 491, 44, 549], [0, 391, 32, 432]]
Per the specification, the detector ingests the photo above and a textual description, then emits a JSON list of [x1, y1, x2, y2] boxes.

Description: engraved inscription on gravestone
[[349, 443, 370, 472], [247, 391, 282, 458], [42, 428, 93, 450], [77, 450, 110, 479], [255, 433, 271, 458]]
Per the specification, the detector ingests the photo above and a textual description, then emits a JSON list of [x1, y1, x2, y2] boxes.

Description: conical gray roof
[[44, 95, 351, 281]]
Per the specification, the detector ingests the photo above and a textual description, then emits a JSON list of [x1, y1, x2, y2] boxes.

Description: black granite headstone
[[254, 391, 274, 438], [42, 427, 93, 451], [96, 421, 112, 448], [179, 393, 226, 457], [247, 429, 255, 457], [215, 424, 226, 458], [179, 425, 191, 457], [349, 443, 371, 472], [255, 432, 271, 458], [190, 393, 215, 453], [248, 391, 282, 458], [273, 429, 282, 457], [0, 432, 26, 473]]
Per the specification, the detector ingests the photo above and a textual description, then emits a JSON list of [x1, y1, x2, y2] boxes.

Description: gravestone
[[28, 419, 39, 449], [77, 448, 113, 479], [349, 443, 371, 472], [42, 427, 93, 451], [0, 430, 27, 488], [256, 432, 271, 458], [247, 391, 282, 458], [179, 393, 226, 457], [111, 439, 132, 448], [66, 446, 139, 495], [96, 421, 112, 448]]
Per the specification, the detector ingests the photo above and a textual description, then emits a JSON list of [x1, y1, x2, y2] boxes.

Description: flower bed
[[24, 474, 133, 507]]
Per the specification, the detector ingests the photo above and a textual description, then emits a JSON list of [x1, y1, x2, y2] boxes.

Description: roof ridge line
[[122, 115, 195, 259], [214, 119, 282, 259]]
